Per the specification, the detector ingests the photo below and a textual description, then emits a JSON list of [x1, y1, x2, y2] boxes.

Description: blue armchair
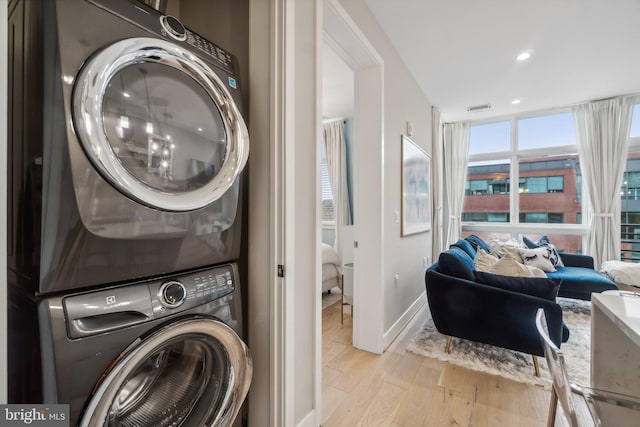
[[425, 238, 570, 373]]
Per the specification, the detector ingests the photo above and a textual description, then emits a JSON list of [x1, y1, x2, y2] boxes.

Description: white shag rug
[[407, 297, 591, 388], [322, 286, 342, 309]]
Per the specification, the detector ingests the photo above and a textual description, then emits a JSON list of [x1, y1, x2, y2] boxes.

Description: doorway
[[320, 0, 384, 355], [320, 42, 354, 328]]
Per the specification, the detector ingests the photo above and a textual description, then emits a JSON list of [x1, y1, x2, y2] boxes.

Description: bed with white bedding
[[322, 243, 342, 293]]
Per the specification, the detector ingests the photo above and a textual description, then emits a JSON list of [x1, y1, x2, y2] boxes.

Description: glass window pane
[[518, 112, 576, 150], [462, 231, 511, 243], [320, 141, 334, 222], [631, 103, 640, 138], [524, 177, 547, 193], [548, 176, 564, 192], [621, 151, 640, 262], [469, 121, 510, 155], [518, 155, 581, 224], [463, 160, 510, 222]]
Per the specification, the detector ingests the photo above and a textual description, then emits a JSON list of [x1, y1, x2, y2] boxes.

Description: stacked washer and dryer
[[7, 0, 252, 425]]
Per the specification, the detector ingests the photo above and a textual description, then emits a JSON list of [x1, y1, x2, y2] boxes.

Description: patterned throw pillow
[[517, 247, 556, 273], [523, 235, 564, 268]]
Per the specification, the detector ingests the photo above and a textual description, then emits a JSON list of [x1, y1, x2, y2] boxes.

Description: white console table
[[591, 292, 640, 425]]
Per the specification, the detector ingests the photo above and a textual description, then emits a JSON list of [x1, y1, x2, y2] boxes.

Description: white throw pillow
[[488, 238, 524, 262], [517, 248, 556, 273], [489, 255, 537, 277], [600, 260, 640, 288], [474, 248, 500, 272]]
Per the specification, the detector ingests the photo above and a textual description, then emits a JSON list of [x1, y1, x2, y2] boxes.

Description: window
[[462, 212, 510, 222], [463, 159, 510, 222], [631, 103, 640, 138], [463, 112, 582, 228], [518, 112, 576, 150], [320, 141, 334, 223], [519, 212, 564, 223], [469, 121, 510, 155], [621, 149, 640, 262], [465, 179, 510, 195]]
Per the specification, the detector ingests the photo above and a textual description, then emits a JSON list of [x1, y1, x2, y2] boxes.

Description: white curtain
[[443, 121, 471, 246], [573, 96, 635, 269], [431, 107, 446, 256], [323, 120, 352, 248]]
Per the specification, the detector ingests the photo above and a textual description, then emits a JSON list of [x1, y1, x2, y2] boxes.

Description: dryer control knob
[[160, 15, 187, 41], [160, 280, 187, 308]]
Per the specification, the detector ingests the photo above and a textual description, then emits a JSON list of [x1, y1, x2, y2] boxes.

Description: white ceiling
[[366, 0, 640, 122], [322, 43, 355, 120]]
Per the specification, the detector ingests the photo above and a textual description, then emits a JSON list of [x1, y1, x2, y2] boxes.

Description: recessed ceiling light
[[197, 127, 203, 132], [123, 92, 131, 98], [512, 99, 521, 105], [516, 52, 531, 61]]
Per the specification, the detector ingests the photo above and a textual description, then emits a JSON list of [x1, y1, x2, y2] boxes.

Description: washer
[[38, 263, 251, 426]]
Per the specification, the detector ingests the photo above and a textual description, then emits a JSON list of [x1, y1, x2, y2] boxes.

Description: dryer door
[[79, 318, 252, 427], [73, 37, 249, 212]]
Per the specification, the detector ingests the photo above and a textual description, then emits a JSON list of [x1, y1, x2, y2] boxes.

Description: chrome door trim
[[79, 317, 252, 427], [73, 37, 249, 212]]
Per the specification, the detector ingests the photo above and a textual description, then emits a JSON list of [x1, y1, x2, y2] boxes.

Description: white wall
[[336, 0, 431, 338]]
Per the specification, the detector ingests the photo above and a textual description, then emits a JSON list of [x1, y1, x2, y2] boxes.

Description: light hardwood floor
[[321, 301, 591, 427]]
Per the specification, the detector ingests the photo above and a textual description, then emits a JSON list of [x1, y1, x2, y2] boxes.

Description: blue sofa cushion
[[439, 247, 475, 281], [475, 271, 560, 301], [451, 239, 477, 259], [465, 234, 490, 253], [547, 267, 618, 300]]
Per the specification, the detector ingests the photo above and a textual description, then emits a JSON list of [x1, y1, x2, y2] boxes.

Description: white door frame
[[320, 0, 384, 354], [314, 0, 384, 424], [250, 0, 384, 425]]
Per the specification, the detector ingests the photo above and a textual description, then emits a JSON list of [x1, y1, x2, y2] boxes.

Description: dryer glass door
[[80, 318, 252, 427], [102, 62, 227, 194], [73, 38, 249, 212]]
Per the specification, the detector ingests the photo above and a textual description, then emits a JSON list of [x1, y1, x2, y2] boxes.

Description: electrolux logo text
[[0, 405, 69, 427]]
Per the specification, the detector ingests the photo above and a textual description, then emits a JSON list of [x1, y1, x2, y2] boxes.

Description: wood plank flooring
[[321, 301, 592, 427]]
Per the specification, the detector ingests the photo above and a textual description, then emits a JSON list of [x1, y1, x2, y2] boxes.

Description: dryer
[[8, 0, 249, 296]]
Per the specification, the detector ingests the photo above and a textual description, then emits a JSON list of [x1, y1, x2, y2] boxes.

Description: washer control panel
[[149, 264, 236, 318], [159, 280, 187, 308], [63, 264, 237, 338]]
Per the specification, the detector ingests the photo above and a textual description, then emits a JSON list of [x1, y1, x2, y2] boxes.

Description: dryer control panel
[[63, 264, 236, 339], [87, 0, 237, 75]]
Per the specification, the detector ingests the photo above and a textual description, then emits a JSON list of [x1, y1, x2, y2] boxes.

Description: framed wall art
[[401, 135, 431, 236]]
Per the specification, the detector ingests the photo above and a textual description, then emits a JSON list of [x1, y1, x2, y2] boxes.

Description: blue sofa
[[424, 236, 617, 358]]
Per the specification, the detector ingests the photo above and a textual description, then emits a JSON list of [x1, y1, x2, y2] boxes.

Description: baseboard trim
[[296, 409, 316, 427], [383, 292, 427, 350]]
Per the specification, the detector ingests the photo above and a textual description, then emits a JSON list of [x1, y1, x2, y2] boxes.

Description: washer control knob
[[159, 280, 186, 308], [160, 15, 187, 41]]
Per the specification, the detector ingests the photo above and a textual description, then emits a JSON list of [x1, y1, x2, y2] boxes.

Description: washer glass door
[[73, 38, 249, 212], [80, 318, 252, 427]]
